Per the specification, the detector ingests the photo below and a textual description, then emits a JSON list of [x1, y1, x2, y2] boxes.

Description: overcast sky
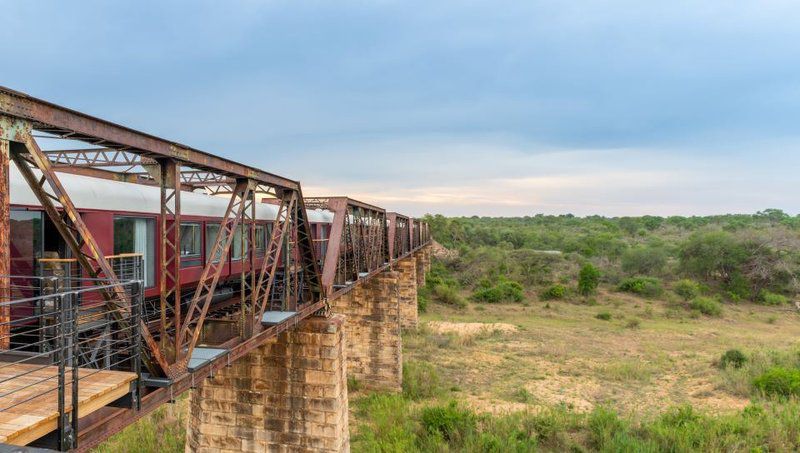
[[3, 1, 800, 217]]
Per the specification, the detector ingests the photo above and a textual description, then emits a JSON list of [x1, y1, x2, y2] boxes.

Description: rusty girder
[[159, 159, 182, 362], [252, 195, 293, 330], [0, 86, 298, 190], [387, 212, 411, 259], [5, 125, 170, 376], [411, 218, 423, 249], [0, 88, 326, 378], [176, 179, 254, 369], [44, 148, 154, 168], [305, 197, 388, 294], [0, 139, 9, 349]]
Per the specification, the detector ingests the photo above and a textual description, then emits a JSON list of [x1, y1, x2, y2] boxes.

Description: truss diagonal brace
[[319, 198, 348, 294], [8, 126, 170, 376], [176, 179, 253, 370], [251, 195, 294, 332]]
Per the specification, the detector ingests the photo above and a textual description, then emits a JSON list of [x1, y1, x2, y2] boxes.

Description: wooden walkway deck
[[0, 362, 136, 446]]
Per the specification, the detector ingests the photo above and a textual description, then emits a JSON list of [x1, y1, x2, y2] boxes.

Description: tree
[[578, 263, 601, 296], [679, 231, 746, 284], [621, 246, 668, 276]]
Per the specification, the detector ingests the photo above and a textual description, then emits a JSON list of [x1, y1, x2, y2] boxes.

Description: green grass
[[94, 398, 186, 453], [600, 359, 657, 382], [353, 393, 800, 452], [717, 346, 800, 397]]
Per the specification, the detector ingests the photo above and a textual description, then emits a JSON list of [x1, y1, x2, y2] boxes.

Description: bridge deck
[[0, 363, 136, 446]]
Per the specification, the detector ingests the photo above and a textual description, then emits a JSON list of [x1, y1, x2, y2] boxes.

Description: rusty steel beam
[[0, 86, 299, 190], [387, 212, 397, 260], [4, 124, 170, 376], [0, 139, 9, 348], [238, 188, 257, 338], [310, 198, 347, 293], [159, 159, 182, 362], [176, 179, 254, 371], [49, 164, 160, 185], [44, 148, 153, 168], [306, 197, 387, 294], [387, 212, 411, 259], [293, 193, 323, 307], [252, 195, 293, 331]]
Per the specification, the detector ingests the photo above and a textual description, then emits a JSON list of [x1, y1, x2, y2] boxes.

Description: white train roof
[[8, 163, 334, 223]]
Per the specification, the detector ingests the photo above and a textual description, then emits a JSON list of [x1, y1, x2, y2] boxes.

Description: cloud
[[2, 1, 800, 217]]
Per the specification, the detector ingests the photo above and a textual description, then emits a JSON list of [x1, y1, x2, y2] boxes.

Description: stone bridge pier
[[186, 316, 350, 452], [186, 245, 432, 452]]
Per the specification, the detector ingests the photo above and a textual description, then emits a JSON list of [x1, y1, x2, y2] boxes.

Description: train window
[[9, 210, 43, 279], [113, 216, 155, 288], [254, 225, 266, 255], [232, 225, 247, 260], [205, 223, 224, 263], [180, 223, 202, 268]]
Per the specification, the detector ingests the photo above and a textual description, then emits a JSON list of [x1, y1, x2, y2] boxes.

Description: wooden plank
[[0, 362, 136, 445]]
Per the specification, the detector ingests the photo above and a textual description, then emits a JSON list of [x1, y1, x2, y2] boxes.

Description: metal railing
[[0, 259, 143, 450]]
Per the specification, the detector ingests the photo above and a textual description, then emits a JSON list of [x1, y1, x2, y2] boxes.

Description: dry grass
[[408, 290, 800, 417], [96, 289, 800, 451]]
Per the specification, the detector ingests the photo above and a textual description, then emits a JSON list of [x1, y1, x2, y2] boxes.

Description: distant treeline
[[422, 209, 800, 303]]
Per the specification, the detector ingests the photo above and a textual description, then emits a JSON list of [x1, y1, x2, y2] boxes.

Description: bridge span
[[0, 86, 431, 451]]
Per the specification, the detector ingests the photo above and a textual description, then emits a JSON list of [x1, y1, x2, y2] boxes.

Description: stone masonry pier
[[187, 245, 431, 452], [186, 315, 349, 452]]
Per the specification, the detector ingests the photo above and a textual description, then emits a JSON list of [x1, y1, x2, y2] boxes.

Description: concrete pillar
[[330, 270, 401, 392], [186, 315, 350, 453], [396, 257, 418, 330]]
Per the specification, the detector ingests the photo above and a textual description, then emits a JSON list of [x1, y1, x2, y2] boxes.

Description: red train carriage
[[7, 164, 333, 321]]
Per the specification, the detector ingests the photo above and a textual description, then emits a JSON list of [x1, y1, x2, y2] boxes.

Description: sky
[[2, 0, 800, 217]]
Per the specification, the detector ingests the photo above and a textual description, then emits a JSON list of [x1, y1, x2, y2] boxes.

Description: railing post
[[70, 291, 79, 450], [56, 292, 70, 451], [133, 279, 143, 411]]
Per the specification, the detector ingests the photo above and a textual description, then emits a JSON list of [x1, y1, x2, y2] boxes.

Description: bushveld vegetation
[[359, 210, 800, 452], [100, 210, 800, 452], [424, 209, 800, 307]]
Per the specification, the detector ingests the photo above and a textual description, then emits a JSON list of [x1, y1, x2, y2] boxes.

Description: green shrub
[[596, 311, 612, 321], [625, 318, 641, 329], [719, 349, 747, 369], [759, 290, 789, 306], [618, 277, 663, 298], [725, 273, 752, 301], [402, 361, 441, 400], [433, 284, 467, 308], [420, 402, 477, 442], [621, 246, 668, 276], [540, 284, 567, 301], [588, 406, 628, 448], [673, 279, 701, 301], [418, 291, 429, 313], [578, 264, 601, 296], [689, 296, 723, 317], [472, 278, 524, 303], [753, 367, 800, 398]]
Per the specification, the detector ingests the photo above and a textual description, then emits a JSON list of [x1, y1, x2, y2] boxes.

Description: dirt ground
[[405, 290, 800, 418]]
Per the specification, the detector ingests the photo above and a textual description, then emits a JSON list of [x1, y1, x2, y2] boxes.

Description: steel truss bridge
[[0, 86, 430, 451]]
